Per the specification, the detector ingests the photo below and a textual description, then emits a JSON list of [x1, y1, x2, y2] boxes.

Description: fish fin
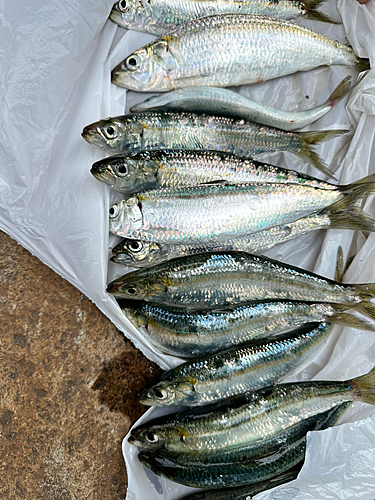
[[330, 307, 375, 332], [356, 58, 371, 72], [351, 366, 375, 405], [327, 72, 367, 107], [335, 246, 344, 282], [302, 0, 341, 23], [304, 10, 341, 24], [297, 129, 348, 180], [329, 174, 375, 212], [328, 206, 375, 233], [350, 298, 375, 321]]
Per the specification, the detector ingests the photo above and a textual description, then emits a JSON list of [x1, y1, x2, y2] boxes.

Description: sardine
[[176, 465, 302, 500], [108, 175, 375, 243], [82, 112, 346, 178], [109, 0, 338, 36], [138, 323, 334, 406], [91, 150, 341, 195], [107, 252, 375, 320], [137, 403, 349, 488], [111, 207, 375, 267], [138, 403, 348, 488], [121, 300, 375, 358], [129, 366, 375, 453], [130, 77, 354, 132], [111, 14, 368, 91]]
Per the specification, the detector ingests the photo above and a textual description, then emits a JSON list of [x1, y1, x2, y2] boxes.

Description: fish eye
[[109, 205, 119, 218], [128, 241, 143, 253], [126, 285, 139, 296], [119, 0, 129, 12], [153, 387, 168, 400], [104, 125, 117, 140], [145, 432, 159, 444], [126, 55, 141, 71], [115, 163, 128, 177]]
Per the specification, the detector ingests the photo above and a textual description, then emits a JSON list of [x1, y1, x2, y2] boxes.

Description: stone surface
[[0, 231, 162, 499]]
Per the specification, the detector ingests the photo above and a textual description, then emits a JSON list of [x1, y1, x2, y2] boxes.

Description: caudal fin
[[303, 0, 341, 23], [297, 129, 348, 180], [327, 72, 367, 109], [328, 206, 375, 233], [350, 295, 375, 322], [330, 307, 375, 332], [328, 174, 375, 213], [352, 366, 375, 405]]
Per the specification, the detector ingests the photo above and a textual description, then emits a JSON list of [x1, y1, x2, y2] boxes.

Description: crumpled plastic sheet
[[1, 0, 375, 498]]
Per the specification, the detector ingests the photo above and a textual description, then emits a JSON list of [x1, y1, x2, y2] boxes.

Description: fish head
[[91, 153, 158, 194], [109, 198, 143, 237], [82, 116, 143, 153], [109, 0, 152, 31], [107, 269, 168, 300], [129, 421, 185, 449], [138, 379, 197, 407], [111, 39, 176, 91], [111, 238, 168, 267]]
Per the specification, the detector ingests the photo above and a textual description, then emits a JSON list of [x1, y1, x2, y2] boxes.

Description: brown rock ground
[[0, 230, 162, 499]]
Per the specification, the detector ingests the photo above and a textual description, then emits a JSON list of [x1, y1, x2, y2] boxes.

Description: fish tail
[[351, 366, 375, 405], [327, 72, 367, 108], [329, 174, 375, 213], [302, 0, 341, 24], [334, 246, 344, 283], [328, 206, 375, 233], [350, 298, 375, 321], [356, 57, 371, 73], [297, 129, 348, 180], [330, 306, 375, 332]]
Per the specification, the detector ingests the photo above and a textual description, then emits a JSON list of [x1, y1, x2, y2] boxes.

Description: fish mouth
[[90, 162, 113, 184], [109, 7, 125, 28]]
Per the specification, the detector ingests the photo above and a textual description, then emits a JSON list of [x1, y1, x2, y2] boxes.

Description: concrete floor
[[0, 230, 162, 499]]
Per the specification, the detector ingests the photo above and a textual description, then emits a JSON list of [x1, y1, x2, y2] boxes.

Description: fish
[[138, 323, 335, 407], [107, 252, 375, 320], [111, 14, 369, 92], [91, 150, 342, 194], [108, 175, 375, 243], [175, 465, 302, 500], [137, 403, 349, 488], [91, 148, 349, 195], [111, 206, 374, 267], [82, 112, 347, 178], [109, 0, 338, 36], [129, 365, 375, 453], [130, 76, 356, 132], [121, 300, 375, 358]]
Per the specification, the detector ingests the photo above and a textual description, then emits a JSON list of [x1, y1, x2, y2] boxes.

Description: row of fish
[[83, 3, 373, 498]]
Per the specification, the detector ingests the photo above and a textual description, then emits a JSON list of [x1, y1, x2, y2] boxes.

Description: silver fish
[[91, 150, 340, 194], [137, 403, 349, 488], [129, 366, 375, 453], [130, 77, 355, 132], [109, 0, 338, 36], [138, 323, 334, 406], [82, 112, 347, 178], [108, 175, 375, 243], [111, 208, 374, 267], [121, 300, 375, 358], [107, 252, 375, 319], [111, 14, 367, 91]]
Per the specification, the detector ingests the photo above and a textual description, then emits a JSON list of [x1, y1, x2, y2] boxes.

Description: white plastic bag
[[1, 0, 374, 498]]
